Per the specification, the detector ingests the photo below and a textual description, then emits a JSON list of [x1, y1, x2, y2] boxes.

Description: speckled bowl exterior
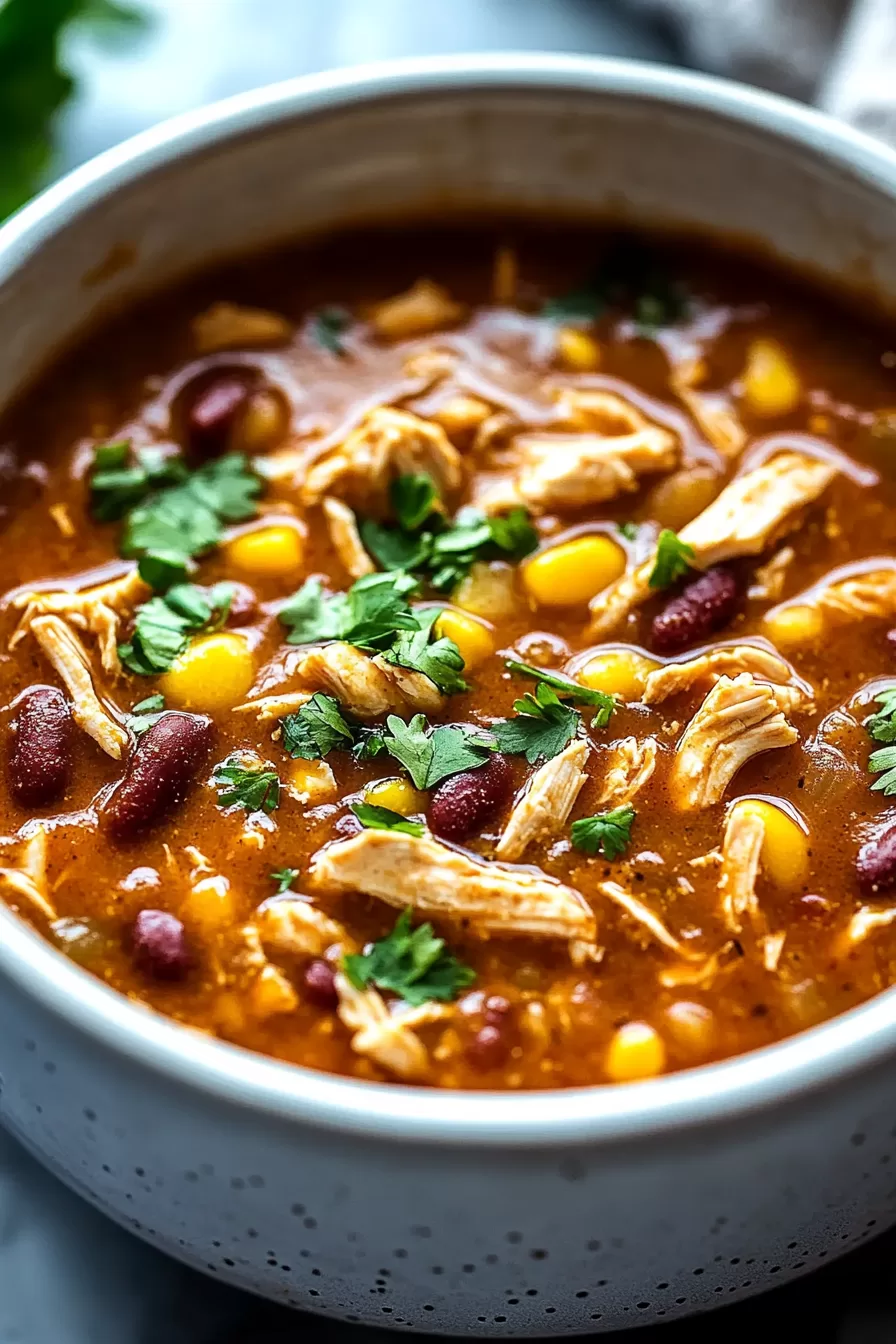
[[1, 56, 896, 1336]]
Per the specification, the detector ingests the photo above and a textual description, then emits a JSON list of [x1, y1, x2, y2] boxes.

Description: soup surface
[[2, 220, 896, 1089]]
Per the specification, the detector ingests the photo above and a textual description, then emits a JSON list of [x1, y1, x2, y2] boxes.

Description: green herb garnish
[[350, 802, 425, 837], [376, 714, 495, 790], [310, 306, 351, 355], [542, 238, 692, 336], [118, 582, 234, 675], [571, 804, 636, 860], [392, 473, 439, 531], [270, 867, 299, 894], [124, 692, 166, 737], [213, 757, 281, 815], [648, 529, 696, 590], [618, 521, 639, 542], [343, 908, 475, 1007], [866, 689, 896, 794], [504, 659, 615, 726], [382, 608, 467, 694], [89, 441, 187, 522], [491, 683, 581, 765], [281, 693, 356, 760], [279, 571, 419, 649]]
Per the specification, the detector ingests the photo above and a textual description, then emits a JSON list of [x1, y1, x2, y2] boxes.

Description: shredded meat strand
[[30, 615, 127, 759], [495, 740, 590, 861]]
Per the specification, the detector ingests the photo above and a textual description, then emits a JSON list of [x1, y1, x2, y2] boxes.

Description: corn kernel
[[556, 326, 601, 372], [664, 1000, 716, 1055], [523, 535, 626, 608], [763, 603, 825, 649], [181, 875, 237, 934], [434, 608, 495, 670], [364, 777, 426, 814], [578, 648, 657, 702], [741, 338, 802, 417], [730, 798, 810, 892], [233, 388, 288, 453], [646, 465, 721, 531], [453, 561, 521, 622], [370, 279, 465, 341], [286, 759, 337, 806], [225, 524, 304, 579], [605, 1021, 667, 1083], [159, 632, 255, 711]]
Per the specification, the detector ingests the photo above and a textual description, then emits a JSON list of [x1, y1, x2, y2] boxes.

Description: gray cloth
[[626, 0, 896, 142]]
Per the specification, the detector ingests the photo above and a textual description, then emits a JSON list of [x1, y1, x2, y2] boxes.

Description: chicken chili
[[2, 219, 896, 1089]]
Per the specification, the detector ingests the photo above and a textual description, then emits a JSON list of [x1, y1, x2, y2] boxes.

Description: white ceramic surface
[[1, 55, 896, 1336]]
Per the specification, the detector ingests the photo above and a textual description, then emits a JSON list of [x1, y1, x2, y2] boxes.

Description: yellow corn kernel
[[646, 465, 721, 532], [233, 388, 288, 453], [370, 279, 465, 341], [181, 875, 237, 934], [434, 608, 495, 670], [523, 535, 626, 608], [225, 524, 304, 579], [364, 777, 426, 815], [159, 632, 255, 712], [453, 561, 521, 622], [741, 338, 802, 417], [556, 326, 601, 372], [730, 798, 810, 892], [763, 603, 825, 649], [286, 759, 337, 806], [429, 394, 491, 440], [605, 1021, 667, 1083], [578, 649, 657, 702]]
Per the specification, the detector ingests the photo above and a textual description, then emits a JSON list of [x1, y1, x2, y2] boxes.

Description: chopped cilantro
[[869, 747, 896, 796], [270, 867, 299, 894], [379, 714, 495, 790], [865, 688, 896, 744], [89, 441, 187, 522], [492, 684, 581, 764], [124, 692, 166, 738], [343, 908, 475, 1006], [392, 473, 439, 531], [119, 582, 234, 675], [282, 693, 355, 760], [504, 659, 615, 727], [279, 571, 418, 649], [382, 608, 467, 694], [618, 521, 639, 542], [648, 529, 696, 590], [571, 804, 636, 860], [131, 694, 165, 715], [213, 757, 280, 815], [310, 306, 351, 355], [542, 238, 692, 337], [351, 802, 425, 837]]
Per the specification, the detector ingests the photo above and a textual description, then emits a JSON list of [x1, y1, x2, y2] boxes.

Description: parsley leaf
[[504, 659, 615, 727], [279, 571, 418, 649], [343, 908, 475, 1007], [492, 683, 581, 764], [618, 521, 639, 542], [310, 306, 351, 354], [379, 714, 494, 789], [124, 692, 166, 738], [281, 693, 355, 760], [118, 582, 234, 675], [865, 688, 896, 744], [383, 608, 467, 694], [213, 756, 281, 815], [270, 867, 299, 894], [89, 441, 187, 522], [571, 804, 636, 860], [351, 802, 425, 837], [648, 529, 696, 590], [869, 747, 896, 796], [392, 474, 438, 531], [360, 520, 432, 573]]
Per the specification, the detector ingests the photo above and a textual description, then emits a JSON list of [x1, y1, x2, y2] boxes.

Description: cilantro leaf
[[118, 582, 234, 675], [279, 571, 418, 649], [351, 802, 425, 837], [377, 714, 494, 790], [492, 683, 581, 764], [281, 693, 355, 760], [870, 746, 896, 796], [428, 506, 537, 592], [648, 529, 696, 590], [352, 727, 388, 763], [865, 688, 896, 744], [213, 757, 280, 815], [89, 442, 187, 522], [378, 714, 432, 789], [277, 577, 347, 644], [383, 608, 467, 694], [571, 804, 636, 860], [542, 238, 691, 336], [360, 520, 432, 573], [124, 692, 166, 738], [270, 867, 299, 894], [618, 521, 639, 542], [504, 659, 615, 727], [343, 908, 475, 1007], [310, 306, 350, 354], [392, 474, 438, 531]]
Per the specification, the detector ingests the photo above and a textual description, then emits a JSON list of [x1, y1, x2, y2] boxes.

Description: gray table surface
[[4, 2, 895, 1340]]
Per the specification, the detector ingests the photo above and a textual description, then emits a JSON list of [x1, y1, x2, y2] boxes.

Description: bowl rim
[[3, 51, 896, 1148]]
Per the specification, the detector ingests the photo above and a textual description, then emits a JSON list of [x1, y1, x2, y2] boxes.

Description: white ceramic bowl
[[2, 55, 896, 1337]]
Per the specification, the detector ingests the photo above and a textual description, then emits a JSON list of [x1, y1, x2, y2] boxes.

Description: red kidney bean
[[8, 686, 73, 806], [131, 909, 193, 981], [106, 712, 212, 842], [650, 564, 742, 654], [303, 958, 338, 1010], [856, 821, 896, 896], [429, 754, 514, 842], [183, 373, 251, 458], [483, 994, 512, 1026], [465, 1023, 511, 1071], [220, 581, 258, 627]]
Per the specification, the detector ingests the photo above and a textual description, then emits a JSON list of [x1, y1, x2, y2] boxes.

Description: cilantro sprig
[[270, 867, 299, 894], [124, 692, 166, 738], [343, 908, 475, 1007], [213, 756, 281, 815], [382, 608, 467, 694], [282, 692, 356, 760], [504, 660, 615, 725], [571, 804, 636, 860], [351, 802, 424, 837], [648, 529, 696, 590], [866, 689, 896, 794], [374, 714, 495, 790], [119, 582, 234, 675], [492, 683, 581, 765], [542, 238, 692, 337], [310, 306, 351, 355], [89, 441, 187, 521]]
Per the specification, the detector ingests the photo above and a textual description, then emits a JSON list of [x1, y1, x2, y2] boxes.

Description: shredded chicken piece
[[802, 566, 896, 624], [284, 759, 338, 806], [235, 691, 312, 722], [670, 674, 799, 810], [291, 642, 445, 720], [302, 406, 463, 513], [311, 830, 596, 942], [334, 971, 445, 1081], [49, 503, 76, 538], [192, 301, 292, 353], [595, 737, 658, 808], [30, 616, 127, 759], [369, 279, 466, 341], [598, 880, 698, 959], [642, 645, 806, 706], [835, 904, 896, 953], [257, 897, 346, 958], [237, 923, 300, 1018], [588, 451, 838, 636], [670, 359, 748, 459], [658, 942, 740, 989], [717, 803, 765, 934], [0, 826, 55, 921], [322, 497, 375, 579], [10, 568, 148, 676], [748, 547, 795, 601], [761, 931, 786, 972], [495, 740, 590, 861]]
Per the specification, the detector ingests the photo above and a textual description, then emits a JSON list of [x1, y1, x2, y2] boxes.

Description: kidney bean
[[183, 373, 252, 458], [9, 686, 73, 806], [303, 958, 338, 1010], [465, 1023, 511, 1071], [131, 909, 193, 981], [429, 754, 514, 842], [651, 564, 742, 654], [106, 712, 212, 842], [220, 581, 258, 627], [483, 994, 512, 1026], [856, 821, 896, 896]]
